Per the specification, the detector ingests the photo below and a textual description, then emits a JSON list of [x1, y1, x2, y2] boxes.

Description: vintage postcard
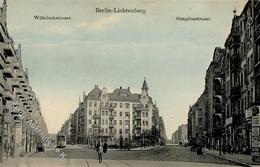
[[0, 0, 259, 166]]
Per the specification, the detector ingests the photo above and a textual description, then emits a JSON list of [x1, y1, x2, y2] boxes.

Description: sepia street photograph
[[0, 0, 259, 166]]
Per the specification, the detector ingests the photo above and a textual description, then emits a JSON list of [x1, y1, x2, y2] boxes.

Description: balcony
[[135, 124, 141, 129], [109, 114, 115, 119], [225, 117, 233, 126], [255, 1, 260, 17], [14, 87, 22, 95], [214, 103, 222, 111], [16, 70, 25, 79], [214, 88, 224, 95], [13, 115, 21, 123], [135, 115, 141, 119], [0, 84, 4, 97], [255, 24, 260, 43], [92, 124, 101, 129], [2, 43, 15, 57], [101, 105, 116, 110], [0, 56, 4, 70], [109, 132, 115, 137], [135, 106, 149, 111], [230, 86, 241, 98], [92, 114, 101, 119], [4, 89, 14, 101], [2, 65, 14, 78], [7, 78, 19, 88], [109, 123, 114, 128]]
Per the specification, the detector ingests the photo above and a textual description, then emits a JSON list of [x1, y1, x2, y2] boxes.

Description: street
[[15, 145, 240, 167]]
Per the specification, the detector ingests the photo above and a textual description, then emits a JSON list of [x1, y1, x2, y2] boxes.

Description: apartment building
[[61, 79, 164, 147], [187, 0, 260, 162], [0, 0, 48, 160]]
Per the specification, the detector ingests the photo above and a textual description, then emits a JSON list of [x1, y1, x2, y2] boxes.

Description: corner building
[[84, 80, 158, 146]]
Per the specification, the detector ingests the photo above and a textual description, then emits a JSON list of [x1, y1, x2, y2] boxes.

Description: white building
[[84, 80, 156, 144]]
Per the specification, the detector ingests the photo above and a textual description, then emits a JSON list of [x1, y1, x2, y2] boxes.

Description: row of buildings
[[60, 80, 167, 147], [0, 0, 48, 161], [172, 124, 188, 145], [188, 0, 260, 162]]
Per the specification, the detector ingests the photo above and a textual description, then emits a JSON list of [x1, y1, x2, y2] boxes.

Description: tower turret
[[141, 77, 149, 92]]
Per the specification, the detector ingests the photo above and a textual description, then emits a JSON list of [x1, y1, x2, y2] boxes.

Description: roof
[[86, 85, 102, 100], [108, 88, 140, 102], [142, 79, 149, 91]]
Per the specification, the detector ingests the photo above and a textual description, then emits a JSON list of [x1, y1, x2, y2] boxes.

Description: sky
[[3, 0, 247, 139]]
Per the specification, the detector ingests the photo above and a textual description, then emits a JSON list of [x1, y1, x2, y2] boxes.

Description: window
[[102, 119, 104, 125], [89, 110, 92, 115], [125, 103, 130, 108], [120, 120, 122, 125], [114, 120, 117, 125], [106, 119, 108, 125], [89, 102, 92, 107], [146, 112, 148, 117], [119, 129, 122, 134], [125, 129, 129, 134], [105, 128, 108, 133], [102, 111, 105, 116], [106, 111, 108, 116], [94, 102, 97, 107], [88, 120, 91, 124], [120, 103, 123, 108], [199, 118, 203, 125], [125, 112, 129, 118], [120, 112, 122, 117]]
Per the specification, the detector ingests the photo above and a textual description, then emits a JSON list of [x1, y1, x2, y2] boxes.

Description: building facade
[[0, 0, 48, 161], [172, 124, 188, 145], [187, 0, 260, 162], [60, 80, 164, 147], [188, 91, 208, 145]]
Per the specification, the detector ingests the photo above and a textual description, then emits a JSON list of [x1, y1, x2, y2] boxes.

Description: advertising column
[[252, 106, 260, 163]]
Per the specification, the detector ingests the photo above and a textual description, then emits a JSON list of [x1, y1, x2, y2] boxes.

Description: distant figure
[[103, 142, 108, 153], [4, 141, 9, 159], [197, 145, 203, 155], [96, 142, 103, 163]]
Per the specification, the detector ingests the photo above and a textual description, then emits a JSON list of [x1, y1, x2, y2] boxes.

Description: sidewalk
[[79, 144, 160, 151], [205, 149, 260, 167], [0, 158, 246, 167], [0, 152, 35, 167]]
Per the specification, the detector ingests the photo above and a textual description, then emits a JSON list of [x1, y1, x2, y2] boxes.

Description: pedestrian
[[103, 141, 108, 153], [96, 142, 103, 163], [197, 145, 203, 155], [4, 141, 9, 159], [222, 145, 226, 154]]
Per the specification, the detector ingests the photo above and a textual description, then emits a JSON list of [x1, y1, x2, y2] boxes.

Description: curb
[[206, 152, 252, 167]]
